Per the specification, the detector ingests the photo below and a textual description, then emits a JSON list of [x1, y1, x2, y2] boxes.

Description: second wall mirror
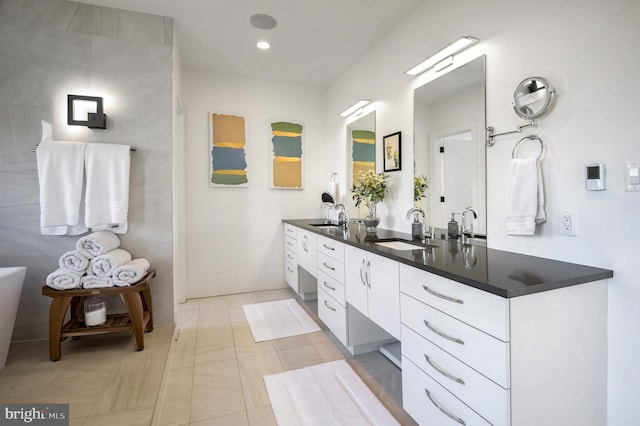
[[346, 111, 376, 220]]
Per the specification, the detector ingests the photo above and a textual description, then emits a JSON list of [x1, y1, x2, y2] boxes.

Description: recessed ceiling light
[[257, 41, 271, 50], [250, 13, 277, 30]]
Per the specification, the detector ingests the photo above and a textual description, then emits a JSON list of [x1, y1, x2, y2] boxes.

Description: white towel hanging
[[84, 143, 131, 234]]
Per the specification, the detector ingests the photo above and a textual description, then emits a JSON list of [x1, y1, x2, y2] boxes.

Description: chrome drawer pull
[[424, 389, 466, 425], [323, 300, 336, 312], [359, 259, 366, 286], [424, 354, 465, 385], [322, 244, 335, 251], [424, 320, 465, 345], [323, 262, 336, 271], [323, 281, 336, 291], [287, 254, 294, 260], [287, 241, 294, 247], [422, 285, 463, 304], [287, 267, 294, 273]]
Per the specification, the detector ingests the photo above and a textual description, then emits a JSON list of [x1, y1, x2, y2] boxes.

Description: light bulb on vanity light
[[257, 41, 271, 50], [406, 36, 478, 76]]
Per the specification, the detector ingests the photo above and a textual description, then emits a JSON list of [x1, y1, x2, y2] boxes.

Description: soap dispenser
[[411, 215, 423, 241], [448, 212, 459, 240]]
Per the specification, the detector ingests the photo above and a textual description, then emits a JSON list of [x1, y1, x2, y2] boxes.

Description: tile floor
[[0, 322, 174, 425], [0, 287, 416, 425], [155, 288, 417, 425]]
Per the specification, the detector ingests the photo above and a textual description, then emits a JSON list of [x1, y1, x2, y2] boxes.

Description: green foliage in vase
[[352, 170, 389, 207], [414, 174, 429, 202]]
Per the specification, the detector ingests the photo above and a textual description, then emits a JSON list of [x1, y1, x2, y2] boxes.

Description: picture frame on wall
[[383, 131, 401, 172]]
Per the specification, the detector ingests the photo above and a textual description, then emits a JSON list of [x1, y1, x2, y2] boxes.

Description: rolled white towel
[[113, 258, 150, 287], [46, 268, 82, 290], [76, 231, 121, 259], [58, 250, 90, 274], [89, 248, 132, 277], [82, 275, 114, 289]]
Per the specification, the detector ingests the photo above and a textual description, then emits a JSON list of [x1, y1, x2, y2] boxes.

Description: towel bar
[[32, 143, 136, 152]]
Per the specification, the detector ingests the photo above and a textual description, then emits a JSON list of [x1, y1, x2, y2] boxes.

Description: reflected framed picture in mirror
[[383, 131, 401, 172]]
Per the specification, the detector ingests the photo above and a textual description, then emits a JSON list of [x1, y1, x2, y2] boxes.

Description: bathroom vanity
[[282, 219, 613, 426]]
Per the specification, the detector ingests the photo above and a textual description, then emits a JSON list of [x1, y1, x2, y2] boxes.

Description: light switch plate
[[625, 161, 640, 192]]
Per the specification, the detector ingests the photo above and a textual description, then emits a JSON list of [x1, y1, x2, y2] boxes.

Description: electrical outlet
[[558, 209, 578, 236]]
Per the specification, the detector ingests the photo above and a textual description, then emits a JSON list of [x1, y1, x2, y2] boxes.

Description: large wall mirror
[[413, 55, 486, 237], [346, 111, 376, 220]]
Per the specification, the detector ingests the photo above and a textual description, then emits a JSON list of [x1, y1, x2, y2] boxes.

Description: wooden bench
[[41, 269, 155, 361]]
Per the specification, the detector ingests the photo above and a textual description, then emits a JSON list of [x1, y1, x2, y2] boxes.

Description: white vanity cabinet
[[345, 245, 401, 340], [399, 263, 607, 426], [283, 224, 298, 291], [297, 229, 317, 277]]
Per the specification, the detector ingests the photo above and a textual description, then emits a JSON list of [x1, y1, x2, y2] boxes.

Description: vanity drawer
[[400, 264, 510, 341], [284, 235, 297, 254], [316, 236, 344, 262], [402, 325, 510, 426], [403, 356, 493, 426], [284, 261, 298, 291], [284, 224, 297, 239], [317, 252, 345, 284], [318, 288, 347, 345], [284, 247, 297, 265], [317, 270, 345, 306], [401, 293, 510, 388]]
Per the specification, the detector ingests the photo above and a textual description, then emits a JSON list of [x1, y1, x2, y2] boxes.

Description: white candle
[[85, 305, 106, 326]]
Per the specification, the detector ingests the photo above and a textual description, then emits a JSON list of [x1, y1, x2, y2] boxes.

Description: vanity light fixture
[[406, 36, 478, 76], [257, 41, 271, 50], [67, 94, 107, 129], [339, 99, 371, 117]]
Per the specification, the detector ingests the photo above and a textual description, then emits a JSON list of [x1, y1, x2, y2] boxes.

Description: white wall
[[182, 71, 327, 298], [326, 0, 640, 423]]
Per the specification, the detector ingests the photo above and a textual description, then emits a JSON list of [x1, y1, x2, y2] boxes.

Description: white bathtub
[[0, 266, 26, 369]]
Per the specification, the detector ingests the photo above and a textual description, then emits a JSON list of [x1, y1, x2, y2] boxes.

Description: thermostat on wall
[[585, 163, 606, 191]]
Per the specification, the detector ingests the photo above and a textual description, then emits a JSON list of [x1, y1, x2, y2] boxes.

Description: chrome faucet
[[461, 207, 478, 245], [335, 203, 348, 229], [406, 207, 426, 241]]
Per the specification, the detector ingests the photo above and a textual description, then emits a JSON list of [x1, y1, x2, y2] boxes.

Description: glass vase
[[363, 202, 380, 234]]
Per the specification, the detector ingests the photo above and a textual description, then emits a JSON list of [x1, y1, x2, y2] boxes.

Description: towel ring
[[512, 135, 544, 159]]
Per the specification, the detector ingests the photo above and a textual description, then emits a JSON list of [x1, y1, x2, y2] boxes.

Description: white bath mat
[[264, 360, 399, 426], [243, 299, 321, 342]]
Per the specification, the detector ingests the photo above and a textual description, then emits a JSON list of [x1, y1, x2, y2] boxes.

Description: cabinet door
[[297, 230, 317, 277], [345, 245, 368, 316], [368, 251, 401, 340]]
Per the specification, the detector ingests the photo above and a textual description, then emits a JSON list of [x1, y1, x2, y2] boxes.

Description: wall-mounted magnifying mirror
[[346, 111, 376, 220], [513, 76, 555, 120], [414, 55, 486, 238]]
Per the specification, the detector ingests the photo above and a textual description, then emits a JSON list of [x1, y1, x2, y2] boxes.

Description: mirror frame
[[513, 76, 555, 120]]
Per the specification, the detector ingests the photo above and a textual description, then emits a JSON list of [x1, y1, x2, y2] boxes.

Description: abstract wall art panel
[[209, 113, 248, 187], [351, 129, 375, 184], [270, 121, 303, 189]]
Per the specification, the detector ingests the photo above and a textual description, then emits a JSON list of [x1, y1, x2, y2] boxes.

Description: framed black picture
[[383, 131, 401, 172]]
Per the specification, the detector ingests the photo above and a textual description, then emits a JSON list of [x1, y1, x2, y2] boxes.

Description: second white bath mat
[[242, 299, 321, 342], [264, 360, 400, 426]]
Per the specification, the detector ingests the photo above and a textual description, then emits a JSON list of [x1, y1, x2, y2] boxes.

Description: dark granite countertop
[[283, 219, 613, 298]]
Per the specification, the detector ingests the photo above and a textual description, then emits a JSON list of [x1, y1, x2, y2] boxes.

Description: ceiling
[[76, 0, 426, 87]]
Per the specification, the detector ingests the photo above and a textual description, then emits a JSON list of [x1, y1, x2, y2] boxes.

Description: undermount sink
[[309, 222, 341, 228], [373, 238, 438, 251]]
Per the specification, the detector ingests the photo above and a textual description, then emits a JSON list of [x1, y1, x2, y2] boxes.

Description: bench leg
[[122, 292, 145, 351], [48, 296, 73, 361], [140, 286, 154, 332]]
